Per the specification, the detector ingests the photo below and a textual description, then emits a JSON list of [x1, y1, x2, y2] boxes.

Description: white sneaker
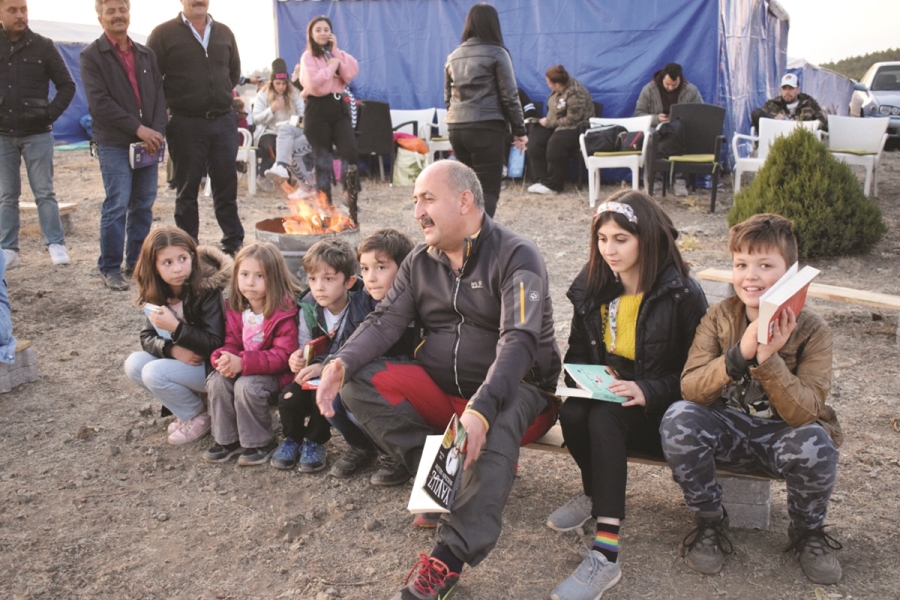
[[3, 249, 20, 270], [528, 183, 553, 195], [256, 175, 275, 193], [265, 164, 290, 183], [673, 179, 689, 197], [48, 244, 70, 265]]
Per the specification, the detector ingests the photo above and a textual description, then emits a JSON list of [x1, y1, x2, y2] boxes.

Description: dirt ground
[[1, 147, 899, 600]]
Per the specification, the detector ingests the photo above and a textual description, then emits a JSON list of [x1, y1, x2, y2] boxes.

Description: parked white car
[[850, 61, 900, 139]]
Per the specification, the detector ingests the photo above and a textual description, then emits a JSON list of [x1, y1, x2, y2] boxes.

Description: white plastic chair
[[822, 115, 890, 197], [580, 115, 653, 207], [732, 119, 820, 193], [426, 108, 453, 164], [389, 109, 436, 141], [205, 127, 256, 197]]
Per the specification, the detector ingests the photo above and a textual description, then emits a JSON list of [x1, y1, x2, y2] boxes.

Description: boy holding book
[[660, 213, 843, 584], [271, 238, 370, 472]]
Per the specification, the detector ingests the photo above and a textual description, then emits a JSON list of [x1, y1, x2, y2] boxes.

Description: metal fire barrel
[[255, 219, 361, 285]]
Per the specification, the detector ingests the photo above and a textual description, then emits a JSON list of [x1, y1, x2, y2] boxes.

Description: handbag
[[584, 125, 626, 154]]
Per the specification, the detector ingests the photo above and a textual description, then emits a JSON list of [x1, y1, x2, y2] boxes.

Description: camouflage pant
[[660, 400, 838, 529]]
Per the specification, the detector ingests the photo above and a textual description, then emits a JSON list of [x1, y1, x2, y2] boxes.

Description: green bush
[[729, 127, 886, 258]]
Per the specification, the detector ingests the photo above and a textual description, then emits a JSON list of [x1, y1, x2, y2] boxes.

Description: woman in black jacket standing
[[547, 190, 707, 600], [444, 3, 526, 218]]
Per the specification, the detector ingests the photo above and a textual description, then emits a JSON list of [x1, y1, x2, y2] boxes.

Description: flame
[[281, 185, 356, 235]]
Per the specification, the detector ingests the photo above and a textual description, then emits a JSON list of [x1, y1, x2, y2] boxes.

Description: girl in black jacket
[[124, 226, 232, 446], [548, 190, 707, 600]]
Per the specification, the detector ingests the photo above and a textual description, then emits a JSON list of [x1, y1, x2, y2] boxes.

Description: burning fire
[[281, 183, 356, 235]]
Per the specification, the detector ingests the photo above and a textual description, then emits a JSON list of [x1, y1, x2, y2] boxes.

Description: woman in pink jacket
[[299, 16, 360, 207]]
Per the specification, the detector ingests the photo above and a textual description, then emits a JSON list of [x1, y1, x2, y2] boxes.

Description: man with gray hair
[[81, 0, 166, 290], [316, 159, 561, 599], [0, 0, 75, 269]]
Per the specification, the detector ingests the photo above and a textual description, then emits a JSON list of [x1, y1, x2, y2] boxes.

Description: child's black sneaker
[[391, 554, 460, 600], [370, 455, 412, 486], [202, 441, 243, 463], [237, 440, 278, 467]]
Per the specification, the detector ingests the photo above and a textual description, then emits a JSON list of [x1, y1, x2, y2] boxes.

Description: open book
[[408, 414, 467, 515], [757, 262, 820, 344], [129, 141, 166, 169], [556, 363, 628, 403], [142, 303, 171, 340]]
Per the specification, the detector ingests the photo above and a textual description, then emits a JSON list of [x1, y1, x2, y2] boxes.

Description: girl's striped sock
[[593, 521, 620, 563]]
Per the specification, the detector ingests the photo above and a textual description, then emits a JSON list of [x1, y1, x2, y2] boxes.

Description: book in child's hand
[[757, 262, 820, 344], [557, 363, 628, 403], [302, 335, 329, 364], [142, 303, 171, 340], [129, 141, 166, 169], [408, 414, 467, 514], [301, 377, 320, 391]]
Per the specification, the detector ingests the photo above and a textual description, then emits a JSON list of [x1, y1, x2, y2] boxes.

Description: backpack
[[616, 130, 644, 152], [655, 117, 686, 159], [584, 125, 627, 154]]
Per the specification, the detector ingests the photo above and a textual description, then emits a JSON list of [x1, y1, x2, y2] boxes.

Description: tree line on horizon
[[822, 48, 900, 81]]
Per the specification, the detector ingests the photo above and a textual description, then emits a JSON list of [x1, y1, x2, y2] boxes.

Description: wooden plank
[[15, 340, 31, 352], [696, 268, 900, 311], [20, 202, 76, 215]]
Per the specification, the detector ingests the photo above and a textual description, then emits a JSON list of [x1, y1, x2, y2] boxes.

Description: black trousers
[[559, 397, 664, 520], [166, 112, 244, 251], [449, 126, 505, 217], [277, 381, 332, 445], [526, 124, 582, 192], [304, 94, 358, 203], [257, 133, 276, 173]]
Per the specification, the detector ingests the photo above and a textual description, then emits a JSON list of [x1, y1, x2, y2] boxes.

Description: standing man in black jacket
[[81, 0, 166, 291], [0, 0, 75, 269], [147, 0, 243, 256]]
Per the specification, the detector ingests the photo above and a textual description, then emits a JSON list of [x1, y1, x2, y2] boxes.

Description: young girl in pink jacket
[[299, 16, 360, 207]]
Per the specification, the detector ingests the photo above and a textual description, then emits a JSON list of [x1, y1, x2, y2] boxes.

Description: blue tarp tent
[[30, 20, 147, 144], [274, 0, 797, 167], [786, 58, 854, 117]]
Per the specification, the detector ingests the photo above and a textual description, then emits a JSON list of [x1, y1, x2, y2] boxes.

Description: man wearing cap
[[752, 73, 827, 131], [147, 0, 244, 256]]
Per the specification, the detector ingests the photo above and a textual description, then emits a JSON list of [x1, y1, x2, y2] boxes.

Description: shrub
[[728, 127, 885, 258]]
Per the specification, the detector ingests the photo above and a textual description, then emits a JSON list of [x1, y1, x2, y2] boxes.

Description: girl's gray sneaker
[[550, 550, 621, 600], [547, 492, 593, 532]]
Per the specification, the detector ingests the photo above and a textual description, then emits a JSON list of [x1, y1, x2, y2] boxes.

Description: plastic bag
[[392, 147, 425, 186], [508, 146, 525, 178]]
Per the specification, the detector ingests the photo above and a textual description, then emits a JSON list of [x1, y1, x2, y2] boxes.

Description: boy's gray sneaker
[[682, 510, 733, 574], [550, 550, 621, 600], [547, 492, 593, 532], [787, 526, 843, 584]]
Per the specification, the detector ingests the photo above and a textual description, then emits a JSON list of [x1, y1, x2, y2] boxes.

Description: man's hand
[[136, 125, 164, 155], [295, 362, 323, 385], [288, 349, 307, 374], [756, 308, 797, 364], [315, 358, 345, 418], [658, 113, 670, 123], [170, 345, 202, 366], [459, 412, 487, 471]]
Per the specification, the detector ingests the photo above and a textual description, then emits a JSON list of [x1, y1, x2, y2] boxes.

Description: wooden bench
[[20, 202, 77, 236], [696, 267, 900, 344], [0, 340, 38, 393], [527, 424, 774, 530]]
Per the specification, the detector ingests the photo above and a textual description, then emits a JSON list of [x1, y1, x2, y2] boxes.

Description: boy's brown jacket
[[681, 295, 842, 447]]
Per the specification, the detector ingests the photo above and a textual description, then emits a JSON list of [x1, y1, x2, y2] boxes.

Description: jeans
[[96, 145, 158, 275], [124, 351, 207, 422], [166, 113, 244, 250], [0, 249, 15, 364], [0, 132, 65, 250]]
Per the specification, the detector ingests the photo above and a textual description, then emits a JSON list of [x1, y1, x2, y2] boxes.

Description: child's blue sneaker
[[299, 439, 327, 473], [271, 437, 301, 470]]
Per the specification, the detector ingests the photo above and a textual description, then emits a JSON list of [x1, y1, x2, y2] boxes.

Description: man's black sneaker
[[370, 455, 412, 486], [391, 554, 460, 600], [330, 446, 377, 478], [203, 441, 243, 463], [682, 510, 733, 574], [787, 526, 843, 584], [101, 271, 129, 291]]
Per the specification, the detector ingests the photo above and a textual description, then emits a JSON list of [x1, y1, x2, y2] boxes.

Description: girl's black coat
[[564, 263, 708, 422]]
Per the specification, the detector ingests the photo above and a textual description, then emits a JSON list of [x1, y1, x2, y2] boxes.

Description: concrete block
[[699, 279, 734, 306], [0, 341, 39, 393], [721, 474, 771, 530]]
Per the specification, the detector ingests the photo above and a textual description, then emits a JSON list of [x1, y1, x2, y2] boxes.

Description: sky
[[27, 0, 900, 73]]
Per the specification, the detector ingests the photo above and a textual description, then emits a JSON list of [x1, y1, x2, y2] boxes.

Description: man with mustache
[[316, 160, 561, 600], [147, 0, 243, 256], [0, 0, 75, 269], [80, 0, 166, 291]]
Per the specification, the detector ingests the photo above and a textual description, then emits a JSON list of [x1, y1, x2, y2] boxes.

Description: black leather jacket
[[140, 246, 233, 374], [0, 27, 75, 137], [565, 263, 708, 422], [80, 34, 167, 147], [444, 38, 526, 136]]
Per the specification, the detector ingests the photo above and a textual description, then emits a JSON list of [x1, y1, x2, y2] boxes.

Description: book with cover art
[[557, 363, 628, 403], [129, 141, 166, 170], [302, 335, 329, 364], [757, 262, 820, 344], [142, 303, 171, 340], [301, 377, 320, 391], [407, 414, 467, 514]]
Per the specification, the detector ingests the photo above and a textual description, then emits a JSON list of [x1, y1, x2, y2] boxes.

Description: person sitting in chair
[[751, 73, 827, 131], [633, 62, 703, 127]]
